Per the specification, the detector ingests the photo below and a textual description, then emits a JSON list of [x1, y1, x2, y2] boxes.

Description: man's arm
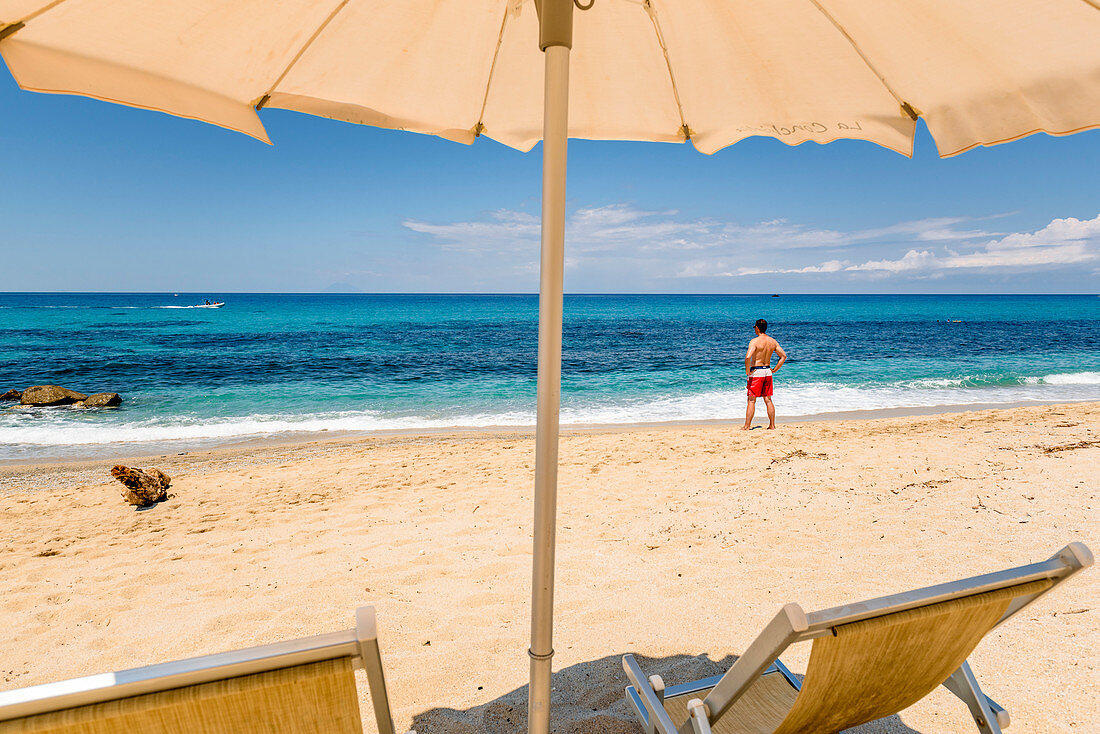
[[744, 342, 755, 375], [773, 342, 787, 372]]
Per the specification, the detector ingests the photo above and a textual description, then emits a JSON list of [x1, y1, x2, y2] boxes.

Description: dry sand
[[1, 403, 1097, 733]]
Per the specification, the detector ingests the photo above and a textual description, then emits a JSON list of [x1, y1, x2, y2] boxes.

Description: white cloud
[[845, 215, 1100, 273], [727, 259, 850, 276], [719, 219, 845, 249], [404, 205, 1097, 283], [405, 204, 722, 256], [854, 216, 1003, 243], [403, 209, 540, 252], [737, 214, 1100, 276], [405, 205, 1001, 259], [848, 249, 938, 272]]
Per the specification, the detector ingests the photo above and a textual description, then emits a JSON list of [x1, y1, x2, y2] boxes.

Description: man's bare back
[[742, 319, 786, 430], [746, 334, 780, 369]]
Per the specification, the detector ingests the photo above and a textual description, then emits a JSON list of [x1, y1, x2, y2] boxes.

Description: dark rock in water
[[20, 385, 87, 406], [17, 386, 124, 408], [111, 465, 171, 507], [82, 392, 123, 408]]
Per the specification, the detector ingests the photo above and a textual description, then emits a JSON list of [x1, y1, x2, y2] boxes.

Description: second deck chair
[[0, 606, 413, 734], [623, 542, 1092, 734]]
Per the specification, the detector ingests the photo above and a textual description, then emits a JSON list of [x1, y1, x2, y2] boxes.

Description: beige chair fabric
[[1, 1, 1098, 156], [660, 579, 1052, 734], [0, 658, 362, 734], [771, 579, 1051, 734], [664, 670, 798, 734]]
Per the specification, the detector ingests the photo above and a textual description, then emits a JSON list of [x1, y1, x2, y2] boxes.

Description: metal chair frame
[[624, 543, 1092, 734]]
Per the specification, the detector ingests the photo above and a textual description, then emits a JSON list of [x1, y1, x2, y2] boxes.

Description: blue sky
[[1, 65, 1098, 294]]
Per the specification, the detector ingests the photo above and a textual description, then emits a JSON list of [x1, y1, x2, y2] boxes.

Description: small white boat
[[194, 302, 225, 308]]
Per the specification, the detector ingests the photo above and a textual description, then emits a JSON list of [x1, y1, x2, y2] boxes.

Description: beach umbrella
[[3, 1, 1099, 731]]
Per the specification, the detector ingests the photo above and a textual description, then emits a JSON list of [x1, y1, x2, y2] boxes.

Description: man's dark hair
[[755, 318, 768, 333]]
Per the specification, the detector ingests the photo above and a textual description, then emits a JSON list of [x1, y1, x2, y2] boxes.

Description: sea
[[2, 293, 1098, 462]]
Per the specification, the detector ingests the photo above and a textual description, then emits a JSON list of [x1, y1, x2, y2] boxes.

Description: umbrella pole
[[530, 2, 572, 732]]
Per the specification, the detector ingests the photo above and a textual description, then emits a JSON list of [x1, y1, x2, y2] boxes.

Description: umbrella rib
[[641, 0, 691, 140], [473, 1, 518, 137], [807, 0, 916, 119], [14, 0, 72, 24], [1, 0, 72, 36], [254, 0, 353, 109]]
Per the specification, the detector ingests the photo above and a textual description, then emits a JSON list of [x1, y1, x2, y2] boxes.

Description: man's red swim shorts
[[747, 367, 773, 398]]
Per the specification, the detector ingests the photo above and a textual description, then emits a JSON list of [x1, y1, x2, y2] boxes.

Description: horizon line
[[0, 291, 1097, 297]]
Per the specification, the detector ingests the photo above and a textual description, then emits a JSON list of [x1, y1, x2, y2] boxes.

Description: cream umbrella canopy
[[4, 1, 1100, 154], [3, 1, 1100, 732]]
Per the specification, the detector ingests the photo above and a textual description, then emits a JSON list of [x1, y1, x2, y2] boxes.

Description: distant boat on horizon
[[195, 301, 224, 308]]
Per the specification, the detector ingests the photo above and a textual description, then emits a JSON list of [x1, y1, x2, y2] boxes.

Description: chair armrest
[[623, 655, 679, 734], [686, 699, 713, 734], [702, 603, 807, 724]]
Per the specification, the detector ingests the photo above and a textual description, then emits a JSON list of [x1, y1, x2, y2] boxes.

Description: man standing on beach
[[743, 318, 786, 430]]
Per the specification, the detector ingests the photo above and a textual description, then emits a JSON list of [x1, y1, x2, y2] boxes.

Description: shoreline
[[2, 397, 1095, 472], [2, 400, 1097, 493]]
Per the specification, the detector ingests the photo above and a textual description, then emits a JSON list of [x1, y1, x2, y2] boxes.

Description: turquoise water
[[2, 293, 1098, 461]]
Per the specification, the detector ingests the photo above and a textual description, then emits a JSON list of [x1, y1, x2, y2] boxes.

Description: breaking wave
[[3, 368, 1099, 461]]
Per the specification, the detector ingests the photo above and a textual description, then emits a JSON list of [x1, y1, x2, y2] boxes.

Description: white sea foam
[[3, 372, 1099, 458], [0, 411, 526, 447], [563, 381, 1096, 424], [1042, 371, 1100, 385]]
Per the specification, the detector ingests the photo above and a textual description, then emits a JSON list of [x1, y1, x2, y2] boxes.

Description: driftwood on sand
[[111, 465, 171, 506]]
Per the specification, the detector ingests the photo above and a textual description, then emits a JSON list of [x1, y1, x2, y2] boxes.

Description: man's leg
[[763, 396, 776, 429], [743, 397, 756, 429]]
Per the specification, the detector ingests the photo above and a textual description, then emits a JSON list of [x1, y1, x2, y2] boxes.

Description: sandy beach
[[1, 403, 1097, 733]]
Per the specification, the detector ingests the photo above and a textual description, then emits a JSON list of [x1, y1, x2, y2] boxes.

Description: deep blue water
[[2, 293, 1098, 460]]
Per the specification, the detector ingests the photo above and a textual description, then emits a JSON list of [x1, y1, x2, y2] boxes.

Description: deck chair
[[0, 606, 413, 734], [623, 542, 1092, 734]]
